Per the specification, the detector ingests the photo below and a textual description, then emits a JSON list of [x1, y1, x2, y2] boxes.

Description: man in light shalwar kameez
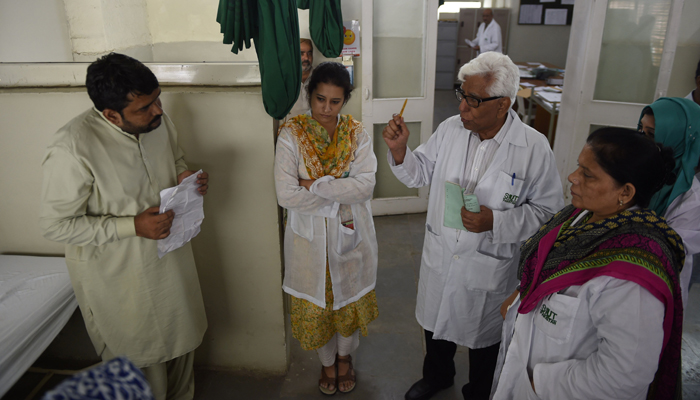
[[40, 53, 208, 400]]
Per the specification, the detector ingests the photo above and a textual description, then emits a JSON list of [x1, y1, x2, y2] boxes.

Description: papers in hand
[[444, 182, 480, 232], [157, 170, 205, 258], [464, 38, 476, 48]]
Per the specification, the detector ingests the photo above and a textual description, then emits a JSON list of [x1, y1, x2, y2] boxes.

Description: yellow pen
[[399, 99, 408, 117]]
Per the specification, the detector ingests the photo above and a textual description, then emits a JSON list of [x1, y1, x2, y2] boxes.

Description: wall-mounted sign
[[341, 20, 360, 56]]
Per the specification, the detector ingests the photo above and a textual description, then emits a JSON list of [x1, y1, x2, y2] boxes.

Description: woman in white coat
[[639, 97, 700, 309], [274, 62, 378, 395], [493, 128, 684, 400]]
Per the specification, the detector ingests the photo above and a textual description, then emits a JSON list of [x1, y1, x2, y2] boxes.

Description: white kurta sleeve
[[39, 146, 136, 246], [532, 279, 665, 399], [308, 128, 377, 204], [274, 128, 339, 218], [491, 136, 564, 244], [387, 125, 444, 188]]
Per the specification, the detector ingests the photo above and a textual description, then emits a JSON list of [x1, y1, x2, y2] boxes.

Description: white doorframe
[[362, 0, 438, 216], [553, 0, 685, 204]]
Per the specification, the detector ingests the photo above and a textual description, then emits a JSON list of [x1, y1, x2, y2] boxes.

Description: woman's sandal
[[319, 364, 338, 396], [336, 355, 356, 393]]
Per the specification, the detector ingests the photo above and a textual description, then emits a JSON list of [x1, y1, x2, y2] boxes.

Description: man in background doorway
[[466, 9, 502, 55], [685, 59, 700, 107], [284, 38, 315, 121]]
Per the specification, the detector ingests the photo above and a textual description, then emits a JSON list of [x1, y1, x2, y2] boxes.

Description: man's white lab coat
[[388, 109, 564, 348], [474, 20, 502, 54]]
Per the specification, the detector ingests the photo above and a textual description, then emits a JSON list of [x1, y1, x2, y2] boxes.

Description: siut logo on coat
[[539, 304, 558, 325], [502, 193, 519, 204]]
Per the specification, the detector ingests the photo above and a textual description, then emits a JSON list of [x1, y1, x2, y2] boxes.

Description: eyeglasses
[[455, 88, 503, 108]]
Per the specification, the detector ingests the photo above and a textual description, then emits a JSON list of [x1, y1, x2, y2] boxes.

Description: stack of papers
[[157, 170, 205, 258], [537, 91, 562, 103], [519, 70, 536, 79]]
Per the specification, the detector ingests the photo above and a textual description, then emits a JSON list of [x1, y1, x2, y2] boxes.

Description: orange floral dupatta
[[282, 114, 362, 180]]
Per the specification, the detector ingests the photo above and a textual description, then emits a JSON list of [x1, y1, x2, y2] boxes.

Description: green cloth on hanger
[[302, 0, 344, 58], [216, 0, 257, 54], [256, 0, 302, 119], [217, 0, 301, 119]]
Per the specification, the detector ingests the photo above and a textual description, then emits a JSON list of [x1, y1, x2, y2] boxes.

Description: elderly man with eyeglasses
[[382, 52, 564, 400]]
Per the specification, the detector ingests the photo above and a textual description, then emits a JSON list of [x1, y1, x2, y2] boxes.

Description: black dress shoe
[[461, 382, 490, 400], [405, 378, 453, 400]]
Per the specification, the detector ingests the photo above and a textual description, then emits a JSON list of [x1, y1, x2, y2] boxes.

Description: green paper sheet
[[444, 182, 480, 232]]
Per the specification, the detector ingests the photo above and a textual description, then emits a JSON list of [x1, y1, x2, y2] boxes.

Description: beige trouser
[[102, 347, 195, 400]]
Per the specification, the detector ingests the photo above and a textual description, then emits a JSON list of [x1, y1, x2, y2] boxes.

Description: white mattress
[[0, 255, 77, 397]]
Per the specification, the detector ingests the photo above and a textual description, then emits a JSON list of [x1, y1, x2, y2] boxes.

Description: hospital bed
[[0, 255, 78, 398]]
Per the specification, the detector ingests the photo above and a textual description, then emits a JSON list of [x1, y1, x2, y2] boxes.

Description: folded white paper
[[157, 170, 205, 258]]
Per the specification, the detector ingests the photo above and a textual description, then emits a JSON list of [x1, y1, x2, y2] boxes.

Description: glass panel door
[[362, 0, 438, 215], [552, 0, 686, 204], [593, 0, 672, 103]]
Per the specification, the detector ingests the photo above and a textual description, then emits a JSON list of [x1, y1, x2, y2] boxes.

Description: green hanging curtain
[[299, 0, 344, 58], [217, 0, 301, 119], [216, 0, 257, 54], [255, 0, 301, 119]]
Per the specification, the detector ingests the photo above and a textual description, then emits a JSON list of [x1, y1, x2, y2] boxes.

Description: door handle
[[364, 87, 370, 100]]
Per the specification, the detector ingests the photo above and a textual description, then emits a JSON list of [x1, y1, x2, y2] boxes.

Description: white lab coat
[[665, 175, 700, 309], [473, 20, 502, 54], [275, 117, 378, 310], [389, 110, 564, 347], [493, 275, 665, 400]]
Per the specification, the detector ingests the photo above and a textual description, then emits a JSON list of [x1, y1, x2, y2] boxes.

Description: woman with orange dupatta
[[492, 128, 684, 400], [274, 62, 378, 395]]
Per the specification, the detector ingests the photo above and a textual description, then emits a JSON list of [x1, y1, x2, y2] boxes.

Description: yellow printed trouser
[[102, 347, 195, 400]]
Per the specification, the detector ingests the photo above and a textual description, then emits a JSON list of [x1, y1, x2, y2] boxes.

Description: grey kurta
[[39, 108, 207, 367]]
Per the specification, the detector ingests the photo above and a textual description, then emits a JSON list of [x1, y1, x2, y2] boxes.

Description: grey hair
[[457, 52, 520, 106]]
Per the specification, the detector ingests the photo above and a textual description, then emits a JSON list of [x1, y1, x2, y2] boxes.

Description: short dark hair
[[587, 127, 676, 208], [86, 53, 159, 112], [695, 58, 700, 79], [307, 62, 353, 105]]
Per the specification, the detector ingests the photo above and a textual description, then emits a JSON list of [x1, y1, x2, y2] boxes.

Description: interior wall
[[0, 0, 73, 62], [0, 85, 287, 373], [667, 0, 700, 98], [506, 0, 571, 67]]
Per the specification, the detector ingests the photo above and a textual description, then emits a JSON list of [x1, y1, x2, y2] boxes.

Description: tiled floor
[[193, 213, 473, 400]]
